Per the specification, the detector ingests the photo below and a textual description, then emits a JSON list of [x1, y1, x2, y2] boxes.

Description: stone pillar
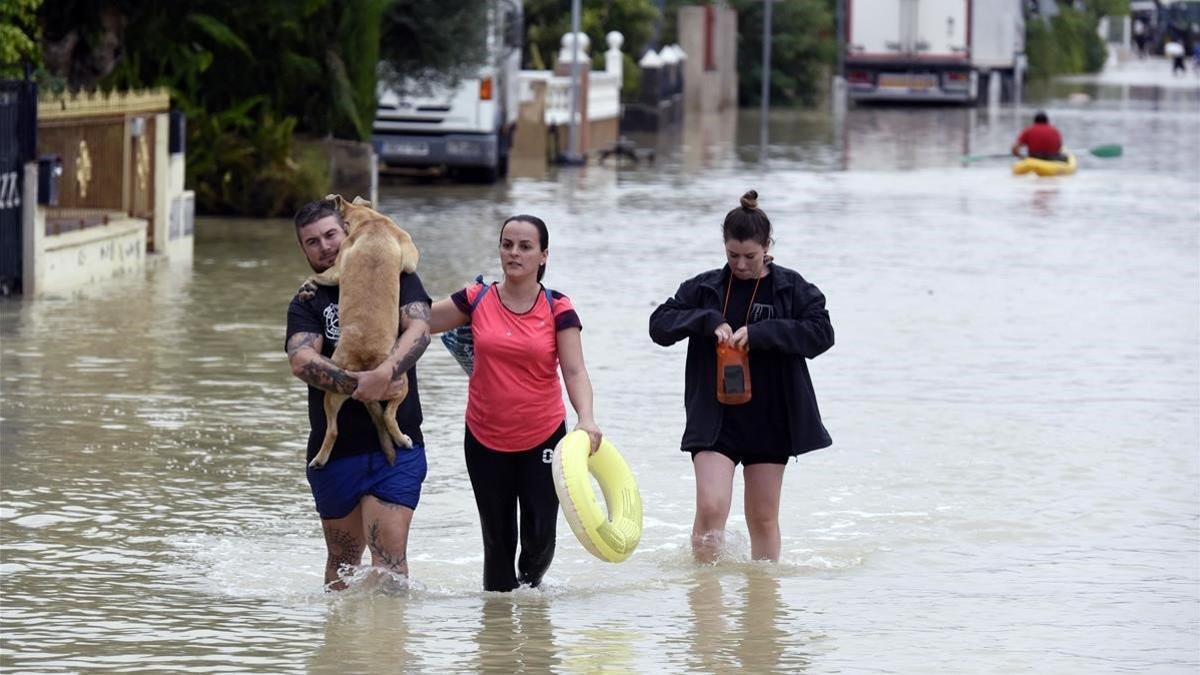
[[21, 162, 40, 296], [555, 32, 591, 156], [513, 77, 549, 166], [639, 49, 663, 108], [660, 45, 680, 123], [151, 112, 169, 254], [605, 31, 624, 82], [672, 44, 688, 98], [718, 8, 739, 110], [678, 7, 737, 113]]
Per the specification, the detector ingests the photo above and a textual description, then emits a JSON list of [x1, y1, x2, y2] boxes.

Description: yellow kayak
[[1013, 151, 1077, 176]]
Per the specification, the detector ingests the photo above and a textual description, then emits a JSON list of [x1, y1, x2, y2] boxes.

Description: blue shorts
[[306, 446, 428, 519]]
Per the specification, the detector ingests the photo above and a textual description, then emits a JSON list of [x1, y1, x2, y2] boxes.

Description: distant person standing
[[1133, 18, 1147, 58], [1012, 111, 1065, 161], [1165, 39, 1186, 76]]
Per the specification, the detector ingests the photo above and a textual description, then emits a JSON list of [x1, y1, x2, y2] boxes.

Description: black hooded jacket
[[648, 263, 833, 456]]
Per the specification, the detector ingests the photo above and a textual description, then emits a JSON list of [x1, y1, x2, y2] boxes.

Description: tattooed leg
[[321, 507, 366, 591], [362, 496, 414, 579]]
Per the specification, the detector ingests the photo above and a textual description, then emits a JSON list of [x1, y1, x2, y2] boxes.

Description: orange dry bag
[[716, 273, 763, 406], [716, 343, 751, 405]]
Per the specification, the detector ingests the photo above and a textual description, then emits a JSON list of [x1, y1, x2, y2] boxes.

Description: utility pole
[[565, 0, 584, 164], [831, 0, 847, 120], [836, 0, 845, 78], [759, 0, 775, 162]]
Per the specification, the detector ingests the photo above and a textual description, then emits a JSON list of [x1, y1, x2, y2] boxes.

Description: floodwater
[[2, 82, 1198, 672]]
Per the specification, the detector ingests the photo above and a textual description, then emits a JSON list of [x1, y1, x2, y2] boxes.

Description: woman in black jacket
[[649, 189, 834, 562]]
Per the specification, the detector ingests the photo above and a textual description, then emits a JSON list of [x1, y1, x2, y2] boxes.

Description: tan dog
[[306, 195, 420, 469]]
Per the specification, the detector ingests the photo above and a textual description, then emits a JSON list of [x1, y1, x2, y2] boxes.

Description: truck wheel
[[459, 166, 499, 183], [497, 149, 509, 178], [497, 127, 511, 178]]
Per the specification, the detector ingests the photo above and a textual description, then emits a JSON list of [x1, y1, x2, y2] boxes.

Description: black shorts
[[686, 447, 790, 466]]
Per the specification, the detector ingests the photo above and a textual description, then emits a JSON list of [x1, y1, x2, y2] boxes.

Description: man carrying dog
[[285, 198, 432, 590]]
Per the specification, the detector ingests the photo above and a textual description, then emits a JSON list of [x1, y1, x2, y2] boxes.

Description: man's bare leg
[[361, 495, 414, 579], [321, 504, 366, 590]]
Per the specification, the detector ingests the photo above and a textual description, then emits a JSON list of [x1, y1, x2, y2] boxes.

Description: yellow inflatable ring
[[551, 430, 643, 563]]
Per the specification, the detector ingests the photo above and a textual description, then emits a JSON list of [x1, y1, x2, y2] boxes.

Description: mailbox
[[36, 155, 62, 206], [168, 109, 186, 155]]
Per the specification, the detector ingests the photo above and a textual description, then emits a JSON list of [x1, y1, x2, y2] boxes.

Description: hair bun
[[740, 190, 759, 210]]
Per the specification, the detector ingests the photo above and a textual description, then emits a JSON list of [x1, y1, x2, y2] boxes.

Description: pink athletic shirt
[[452, 282, 582, 451]]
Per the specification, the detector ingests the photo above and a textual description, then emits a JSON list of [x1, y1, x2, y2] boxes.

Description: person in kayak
[[1012, 111, 1066, 162]]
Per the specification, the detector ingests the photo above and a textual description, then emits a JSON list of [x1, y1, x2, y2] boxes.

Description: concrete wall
[[589, 117, 619, 153], [511, 78, 549, 175], [294, 137, 378, 205], [678, 6, 739, 113], [36, 215, 146, 296]]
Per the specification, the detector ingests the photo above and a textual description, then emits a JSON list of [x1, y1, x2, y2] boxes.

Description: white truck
[[844, 0, 1025, 104], [372, 0, 522, 182]]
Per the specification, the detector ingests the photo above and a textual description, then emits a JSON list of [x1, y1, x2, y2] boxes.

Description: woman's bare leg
[[743, 463, 786, 561], [691, 451, 736, 563]]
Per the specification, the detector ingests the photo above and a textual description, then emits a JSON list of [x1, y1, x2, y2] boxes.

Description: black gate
[[0, 80, 37, 295]]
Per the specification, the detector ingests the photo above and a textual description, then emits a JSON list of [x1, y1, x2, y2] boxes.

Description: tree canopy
[[0, 0, 42, 78], [27, 0, 491, 214]]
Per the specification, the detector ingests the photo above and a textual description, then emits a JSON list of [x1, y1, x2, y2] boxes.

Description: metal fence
[[37, 89, 168, 249], [0, 80, 36, 295]]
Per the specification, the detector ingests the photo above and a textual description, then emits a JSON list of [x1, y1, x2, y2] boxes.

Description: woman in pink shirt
[[432, 215, 603, 591]]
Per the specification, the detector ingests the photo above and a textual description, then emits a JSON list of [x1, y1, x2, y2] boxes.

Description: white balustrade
[[543, 75, 574, 126], [518, 70, 551, 104], [517, 30, 625, 126], [587, 72, 621, 121]]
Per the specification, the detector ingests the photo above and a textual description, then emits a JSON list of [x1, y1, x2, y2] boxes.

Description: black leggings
[[464, 422, 566, 592]]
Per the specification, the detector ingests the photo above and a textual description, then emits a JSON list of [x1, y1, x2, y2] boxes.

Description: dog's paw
[[296, 279, 318, 301], [396, 433, 413, 450], [308, 456, 328, 470]]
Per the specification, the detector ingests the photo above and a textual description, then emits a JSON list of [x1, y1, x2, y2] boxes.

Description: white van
[[372, 0, 522, 182]]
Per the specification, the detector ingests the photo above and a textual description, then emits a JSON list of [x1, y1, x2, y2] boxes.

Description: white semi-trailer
[[844, 0, 1024, 104], [372, 0, 522, 181]]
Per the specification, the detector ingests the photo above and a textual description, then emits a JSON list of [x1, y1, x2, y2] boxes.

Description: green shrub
[[1025, 6, 1110, 79], [183, 97, 327, 217]]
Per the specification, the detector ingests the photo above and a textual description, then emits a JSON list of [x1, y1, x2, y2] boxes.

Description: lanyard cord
[[722, 273, 763, 327]]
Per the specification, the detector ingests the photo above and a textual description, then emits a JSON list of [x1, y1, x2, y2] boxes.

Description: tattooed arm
[[286, 331, 358, 395], [350, 300, 432, 402]]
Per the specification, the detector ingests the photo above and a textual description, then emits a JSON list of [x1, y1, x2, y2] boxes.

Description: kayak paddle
[[1087, 144, 1122, 158], [962, 143, 1123, 163], [961, 152, 1014, 163]]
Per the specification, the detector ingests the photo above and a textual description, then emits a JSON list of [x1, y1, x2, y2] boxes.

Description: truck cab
[[372, 0, 523, 181]]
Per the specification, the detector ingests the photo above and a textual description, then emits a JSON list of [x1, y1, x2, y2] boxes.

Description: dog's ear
[[324, 194, 347, 213], [351, 195, 372, 207]]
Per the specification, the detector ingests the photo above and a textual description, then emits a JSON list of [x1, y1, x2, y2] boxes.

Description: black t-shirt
[[716, 272, 792, 455], [285, 272, 432, 462]]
